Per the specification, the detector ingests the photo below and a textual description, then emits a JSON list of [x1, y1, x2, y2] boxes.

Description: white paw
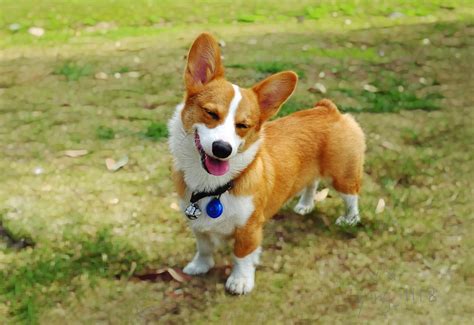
[[183, 256, 214, 275], [225, 274, 254, 295], [335, 214, 360, 226], [293, 201, 315, 215]]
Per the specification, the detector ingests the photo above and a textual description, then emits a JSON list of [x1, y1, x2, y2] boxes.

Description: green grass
[[228, 61, 306, 79], [237, 14, 267, 23], [1, 229, 145, 323], [1, 0, 472, 47], [54, 62, 92, 81], [305, 47, 380, 61], [338, 87, 442, 113], [337, 74, 443, 113], [144, 122, 168, 140], [96, 126, 115, 140], [0, 0, 473, 323]]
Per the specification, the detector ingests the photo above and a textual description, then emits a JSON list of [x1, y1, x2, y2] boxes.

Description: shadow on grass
[[1, 229, 145, 323]]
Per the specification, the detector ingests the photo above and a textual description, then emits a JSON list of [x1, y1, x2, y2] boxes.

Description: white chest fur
[[169, 102, 259, 236], [179, 193, 254, 236]]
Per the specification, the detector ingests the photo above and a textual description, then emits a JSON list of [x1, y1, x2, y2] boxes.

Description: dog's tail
[[313, 99, 340, 113]]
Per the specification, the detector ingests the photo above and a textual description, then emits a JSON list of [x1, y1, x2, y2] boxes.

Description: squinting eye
[[204, 109, 219, 120], [236, 123, 249, 129]]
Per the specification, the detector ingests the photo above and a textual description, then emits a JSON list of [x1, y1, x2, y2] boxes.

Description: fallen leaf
[[308, 82, 327, 94], [375, 198, 385, 214], [170, 202, 180, 211], [167, 268, 190, 283], [363, 84, 378, 93], [108, 198, 119, 205], [126, 71, 140, 78], [28, 27, 45, 37], [33, 167, 44, 175], [64, 149, 88, 158], [381, 141, 399, 151], [94, 72, 108, 80], [9, 23, 21, 32], [133, 267, 191, 283], [105, 158, 116, 170], [105, 156, 128, 172], [315, 188, 330, 202]]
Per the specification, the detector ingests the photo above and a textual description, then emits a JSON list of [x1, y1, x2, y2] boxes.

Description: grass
[[54, 62, 92, 81], [144, 122, 168, 141], [1, 229, 144, 323], [96, 126, 115, 140], [228, 61, 306, 79], [336, 73, 443, 113], [0, 0, 473, 323], [1, 1, 472, 48]]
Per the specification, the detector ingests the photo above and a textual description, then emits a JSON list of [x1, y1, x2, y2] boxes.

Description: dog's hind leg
[[335, 193, 360, 226], [332, 174, 362, 226], [183, 231, 215, 275], [293, 180, 319, 215]]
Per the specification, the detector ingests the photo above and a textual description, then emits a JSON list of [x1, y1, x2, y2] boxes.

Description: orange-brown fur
[[230, 100, 365, 257], [172, 33, 365, 258]]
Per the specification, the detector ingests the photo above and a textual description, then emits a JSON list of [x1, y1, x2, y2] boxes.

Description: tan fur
[[173, 33, 366, 258], [231, 101, 365, 256]]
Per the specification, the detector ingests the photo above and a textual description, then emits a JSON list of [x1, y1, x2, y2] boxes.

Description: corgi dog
[[168, 33, 365, 295]]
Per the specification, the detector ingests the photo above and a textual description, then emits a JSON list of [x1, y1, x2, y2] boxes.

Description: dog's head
[[180, 33, 297, 177]]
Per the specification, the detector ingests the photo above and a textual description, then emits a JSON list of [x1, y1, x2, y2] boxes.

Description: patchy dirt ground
[[0, 1, 473, 323]]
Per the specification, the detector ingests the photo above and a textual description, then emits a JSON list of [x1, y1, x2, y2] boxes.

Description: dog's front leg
[[226, 220, 263, 295], [183, 231, 215, 275]]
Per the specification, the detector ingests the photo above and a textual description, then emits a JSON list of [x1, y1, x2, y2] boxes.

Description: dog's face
[[181, 33, 297, 176]]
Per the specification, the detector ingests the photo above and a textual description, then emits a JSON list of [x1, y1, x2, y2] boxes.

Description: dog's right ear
[[185, 33, 224, 95], [252, 71, 298, 122]]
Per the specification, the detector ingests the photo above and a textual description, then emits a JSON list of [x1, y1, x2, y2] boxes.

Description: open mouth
[[194, 132, 230, 176]]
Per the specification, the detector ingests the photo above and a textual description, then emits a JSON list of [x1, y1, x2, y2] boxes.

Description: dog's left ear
[[252, 71, 298, 121], [185, 33, 224, 95]]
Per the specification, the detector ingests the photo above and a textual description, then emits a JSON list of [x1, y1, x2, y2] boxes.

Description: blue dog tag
[[206, 197, 223, 218]]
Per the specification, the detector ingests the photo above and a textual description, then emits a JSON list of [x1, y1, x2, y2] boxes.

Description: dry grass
[[0, 1, 473, 323]]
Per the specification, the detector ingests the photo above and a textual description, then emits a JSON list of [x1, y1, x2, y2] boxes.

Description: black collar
[[190, 180, 234, 203]]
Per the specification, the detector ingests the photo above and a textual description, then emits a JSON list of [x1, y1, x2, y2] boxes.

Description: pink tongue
[[204, 155, 230, 176]]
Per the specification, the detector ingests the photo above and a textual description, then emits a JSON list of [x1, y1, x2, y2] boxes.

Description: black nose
[[212, 141, 232, 159]]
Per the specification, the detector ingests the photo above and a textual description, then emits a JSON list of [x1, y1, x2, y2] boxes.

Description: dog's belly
[[180, 193, 254, 236]]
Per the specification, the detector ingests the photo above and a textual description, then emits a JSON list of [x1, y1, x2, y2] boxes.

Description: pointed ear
[[252, 71, 298, 121], [185, 33, 224, 95]]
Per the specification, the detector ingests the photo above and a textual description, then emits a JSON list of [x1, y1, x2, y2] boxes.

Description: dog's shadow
[[132, 207, 384, 323]]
